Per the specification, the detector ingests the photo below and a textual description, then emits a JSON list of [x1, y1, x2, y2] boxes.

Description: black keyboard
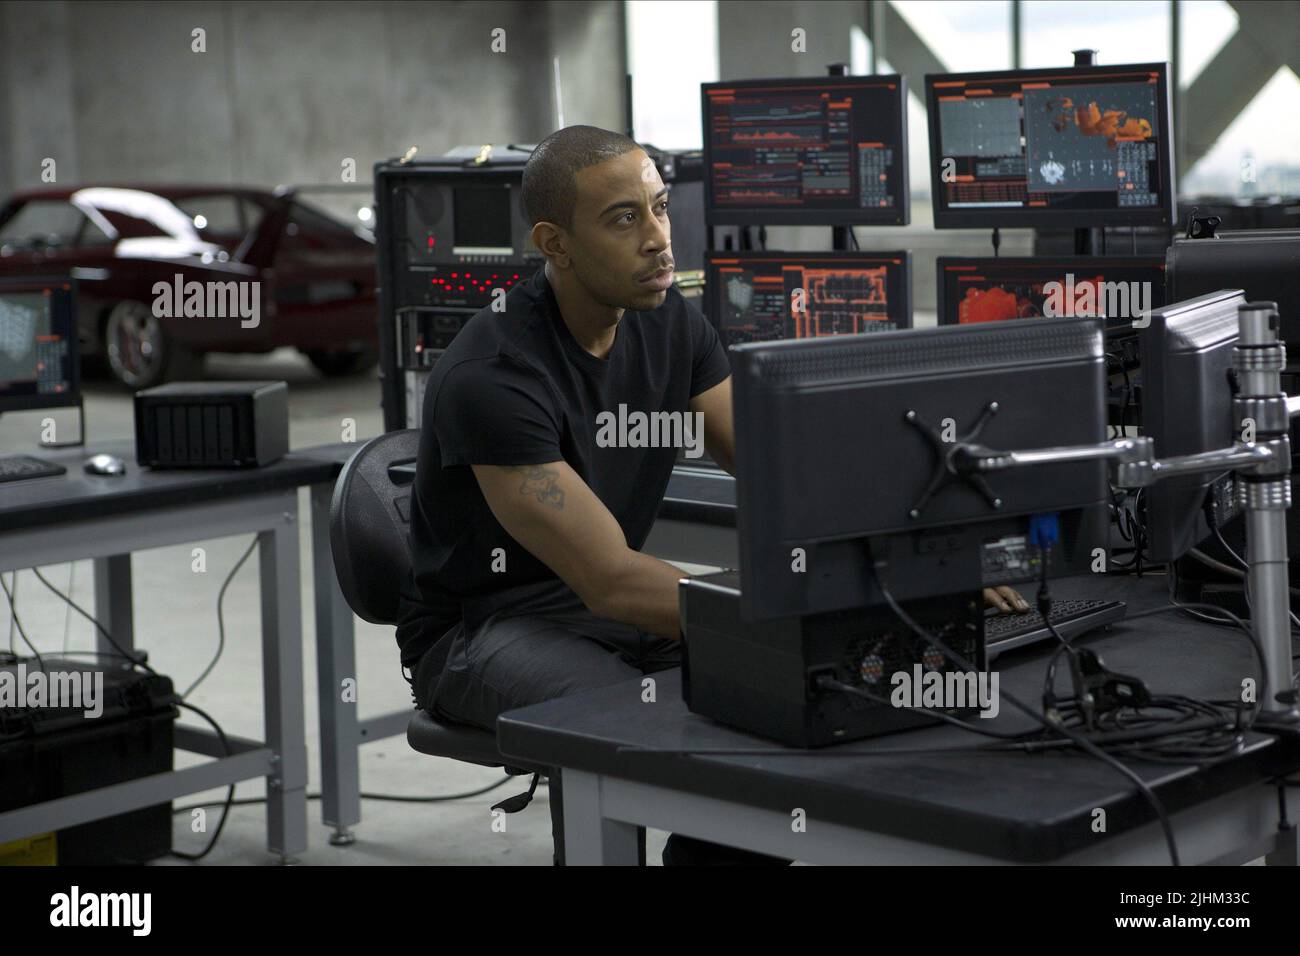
[[0, 455, 67, 483], [984, 599, 1127, 659]]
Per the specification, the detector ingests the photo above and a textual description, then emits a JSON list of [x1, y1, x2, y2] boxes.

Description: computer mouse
[[84, 453, 127, 476]]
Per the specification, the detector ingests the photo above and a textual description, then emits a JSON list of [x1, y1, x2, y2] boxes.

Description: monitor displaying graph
[[702, 76, 909, 226]]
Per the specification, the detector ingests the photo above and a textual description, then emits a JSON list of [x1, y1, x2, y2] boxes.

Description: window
[[894, 1, 1012, 72], [281, 200, 360, 253], [174, 195, 245, 237], [1178, 1, 1300, 197], [0, 201, 87, 249], [626, 0, 718, 149], [1021, 1, 1171, 67]]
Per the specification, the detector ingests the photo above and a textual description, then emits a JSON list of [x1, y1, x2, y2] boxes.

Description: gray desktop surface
[[0, 440, 340, 531], [498, 572, 1300, 862]]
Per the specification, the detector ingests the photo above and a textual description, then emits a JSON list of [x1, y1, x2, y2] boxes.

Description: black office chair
[[328, 430, 565, 860]]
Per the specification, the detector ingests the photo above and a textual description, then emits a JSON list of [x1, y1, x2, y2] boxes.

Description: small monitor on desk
[[706, 251, 911, 347], [925, 62, 1175, 230], [936, 256, 1166, 329], [0, 277, 80, 414], [729, 317, 1109, 621], [701, 75, 909, 226]]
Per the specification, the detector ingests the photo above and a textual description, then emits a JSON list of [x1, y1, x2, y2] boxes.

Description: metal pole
[[1011, 0, 1021, 69], [1170, 0, 1182, 190], [1234, 301, 1300, 723], [866, 0, 884, 74]]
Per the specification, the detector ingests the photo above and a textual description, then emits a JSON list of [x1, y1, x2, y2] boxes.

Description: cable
[[7, 571, 17, 656], [1212, 524, 1249, 573], [1187, 547, 1300, 634], [181, 535, 258, 700], [0, 573, 44, 673], [29, 566, 154, 674], [1107, 485, 1149, 573], [62, 562, 74, 653], [170, 701, 235, 862], [1129, 591, 1269, 718], [1189, 546, 1245, 580], [873, 575, 1182, 865]]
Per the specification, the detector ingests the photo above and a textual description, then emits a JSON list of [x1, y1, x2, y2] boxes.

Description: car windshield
[[0, 200, 96, 249], [0, 189, 264, 258], [173, 194, 266, 244]]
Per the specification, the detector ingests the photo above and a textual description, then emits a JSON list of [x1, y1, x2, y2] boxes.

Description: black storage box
[[134, 380, 289, 468], [0, 658, 177, 865]]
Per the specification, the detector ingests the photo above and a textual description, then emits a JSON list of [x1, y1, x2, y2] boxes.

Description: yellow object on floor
[[0, 832, 57, 866]]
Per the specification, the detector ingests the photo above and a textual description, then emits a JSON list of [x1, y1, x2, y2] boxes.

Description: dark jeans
[[412, 581, 790, 866]]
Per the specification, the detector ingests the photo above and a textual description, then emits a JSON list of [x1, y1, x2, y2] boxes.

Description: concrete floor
[[0, 349, 683, 865]]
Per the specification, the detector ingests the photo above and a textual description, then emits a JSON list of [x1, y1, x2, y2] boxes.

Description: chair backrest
[[329, 429, 420, 625]]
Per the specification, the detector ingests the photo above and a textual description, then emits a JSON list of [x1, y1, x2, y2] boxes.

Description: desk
[[0, 440, 337, 861], [498, 574, 1300, 865], [644, 466, 737, 568], [0, 444, 738, 853], [303, 457, 742, 844]]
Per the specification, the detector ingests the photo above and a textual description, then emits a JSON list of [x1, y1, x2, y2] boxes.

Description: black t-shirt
[[394, 265, 731, 668]]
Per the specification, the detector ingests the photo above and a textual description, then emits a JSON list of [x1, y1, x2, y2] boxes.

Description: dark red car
[[0, 185, 378, 388]]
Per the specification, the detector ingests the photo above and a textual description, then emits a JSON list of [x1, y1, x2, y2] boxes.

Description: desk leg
[[260, 509, 308, 861], [311, 481, 360, 844], [92, 554, 134, 656], [562, 770, 641, 865], [1266, 828, 1297, 866]]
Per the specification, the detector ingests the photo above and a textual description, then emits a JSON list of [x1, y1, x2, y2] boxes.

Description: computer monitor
[[926, 63, 1175, 230], [936, 256, 1166, 329], [0, 277, 80, 413], [706, 251, 911, 347], [1140, 289, 1245, 565], [730, 317, 1109, 620], [701, 75, 909, 226], [1167, 230, 1300, 355]]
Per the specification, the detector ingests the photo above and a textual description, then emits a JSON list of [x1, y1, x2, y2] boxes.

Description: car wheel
[[304, 347, 379, 377], [104, 300, 201, 389]]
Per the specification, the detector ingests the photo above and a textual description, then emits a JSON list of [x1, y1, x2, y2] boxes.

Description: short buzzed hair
[[521, 125, 640, 230]]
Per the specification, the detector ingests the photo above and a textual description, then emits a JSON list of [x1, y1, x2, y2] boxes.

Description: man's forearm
[[590, 547, 689, 640]]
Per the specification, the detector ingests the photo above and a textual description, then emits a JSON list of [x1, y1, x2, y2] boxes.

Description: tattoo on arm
[[516, 465, 565, 510]]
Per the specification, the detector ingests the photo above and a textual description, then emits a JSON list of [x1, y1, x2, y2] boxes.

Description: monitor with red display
[[701, 76, 909, 226], [926, 63, 1174, 229]]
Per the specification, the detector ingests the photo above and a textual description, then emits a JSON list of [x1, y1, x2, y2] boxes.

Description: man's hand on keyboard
[[983, 586, 1030, 614]]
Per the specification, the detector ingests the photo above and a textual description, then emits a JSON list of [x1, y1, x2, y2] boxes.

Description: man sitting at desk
[[396, 125, 1029, 865]]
